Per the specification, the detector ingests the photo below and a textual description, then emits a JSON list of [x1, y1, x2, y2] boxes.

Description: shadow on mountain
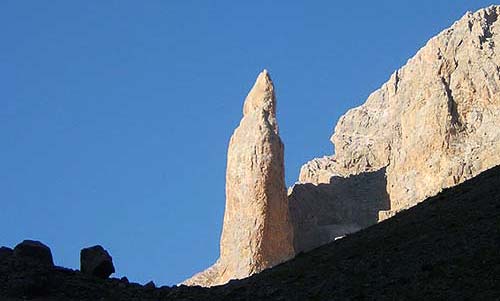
[[1, 165, 499, 300], [288, 167, 391, 253]]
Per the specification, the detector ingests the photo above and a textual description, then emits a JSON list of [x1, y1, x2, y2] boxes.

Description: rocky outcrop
[[290, 5, 500, 253], [2, 166, 499, 300], [13, 240, 54, 266], [289, 168, 390, 252], [0, 247, 13, 261], [183, 70, 294, 287], [144, 281, 156, 289], [80, 245, 115, 279]]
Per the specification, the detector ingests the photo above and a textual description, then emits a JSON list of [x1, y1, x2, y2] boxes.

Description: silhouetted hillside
[[1, 165, 499, 300]]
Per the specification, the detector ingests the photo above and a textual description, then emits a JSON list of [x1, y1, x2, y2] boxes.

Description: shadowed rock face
[[13, 240, 53, 267], [80, 245, 115, 279], [289, 168, 390, 253], [183, 70, 294, 287], [2, 165, 498, 300], [291, 5, 500, 253]]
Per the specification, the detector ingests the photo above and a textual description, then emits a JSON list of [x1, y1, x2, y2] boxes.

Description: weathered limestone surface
[[291, 6, 500, 253], [183, 70, 294, 287], [289, 168, 390, 253]]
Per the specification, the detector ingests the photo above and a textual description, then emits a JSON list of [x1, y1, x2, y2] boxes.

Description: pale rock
[[183, 70, 294, 287], [290, 6, 500, 253]]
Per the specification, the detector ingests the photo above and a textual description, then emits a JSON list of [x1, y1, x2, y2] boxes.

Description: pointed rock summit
[[183, 70, 294, 287]]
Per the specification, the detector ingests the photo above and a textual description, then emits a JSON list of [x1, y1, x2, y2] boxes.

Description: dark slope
[[1, 165, 500, 300]]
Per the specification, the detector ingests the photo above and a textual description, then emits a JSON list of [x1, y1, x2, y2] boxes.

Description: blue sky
[[1, 1, 495, 286]]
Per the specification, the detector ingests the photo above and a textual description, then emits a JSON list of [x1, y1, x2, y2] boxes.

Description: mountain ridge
[[290, 4, 500, 254], [1, 5, 500, 299], [1, 164, 499, 299]]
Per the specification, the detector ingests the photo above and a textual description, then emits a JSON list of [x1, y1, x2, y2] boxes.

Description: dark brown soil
[[1, 165, 500, 300]]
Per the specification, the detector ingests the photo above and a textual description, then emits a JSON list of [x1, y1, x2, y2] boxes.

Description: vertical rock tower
[[183, 70, 294, 287]]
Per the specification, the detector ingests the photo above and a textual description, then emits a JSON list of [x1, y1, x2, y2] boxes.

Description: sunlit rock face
[[290, 5, 500, 253], [184, 5, 500, 285], [183, 70, 294, 287]]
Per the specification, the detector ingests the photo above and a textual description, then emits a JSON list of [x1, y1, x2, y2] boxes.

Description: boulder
[[144, 281, 156, 289], [80, 245, 115, 279], [0, 246, 13, 261], [13, 240, 53, 266]]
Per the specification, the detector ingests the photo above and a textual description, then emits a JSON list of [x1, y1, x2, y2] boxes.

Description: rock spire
[[183, 70, 294, 287]]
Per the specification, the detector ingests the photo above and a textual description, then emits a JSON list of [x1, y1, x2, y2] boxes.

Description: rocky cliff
[[183, 70, 294, 287], [290, 5, 500, 253], [0, 6, 499, 296]]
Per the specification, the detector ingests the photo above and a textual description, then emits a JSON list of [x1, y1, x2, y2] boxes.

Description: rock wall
[[183, 70, 294, 287], [291, 5, 500, 253], [184, 6, 500, 284], [289, 168, 390, 253]]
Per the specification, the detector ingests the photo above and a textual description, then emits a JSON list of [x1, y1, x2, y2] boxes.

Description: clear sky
[[1, 1, 496, 286]]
